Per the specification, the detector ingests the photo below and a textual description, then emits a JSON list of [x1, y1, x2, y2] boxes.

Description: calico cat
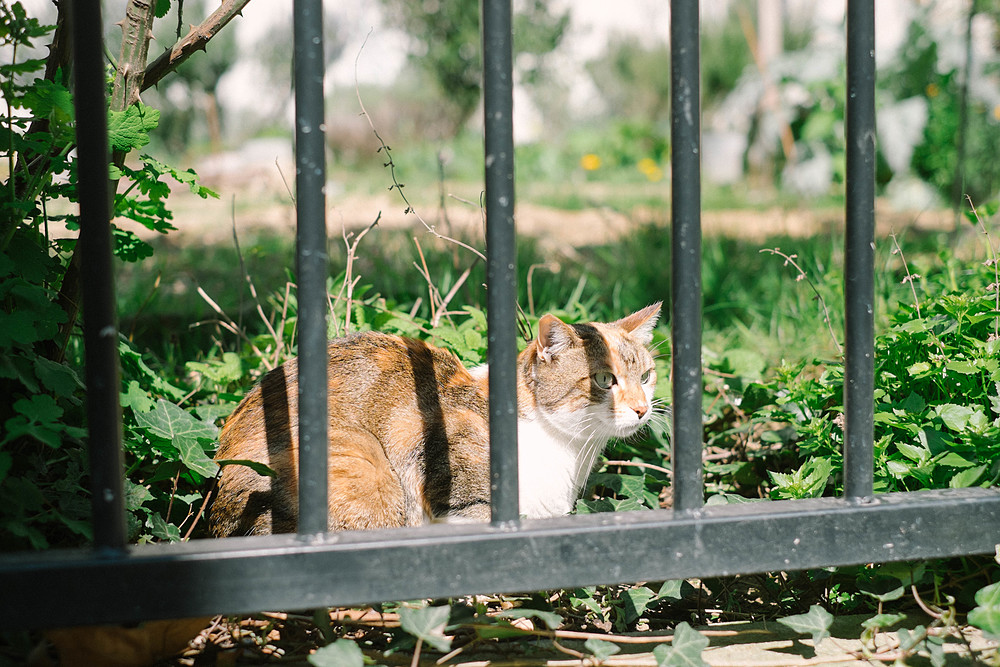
[[208, 303, 660, 536]]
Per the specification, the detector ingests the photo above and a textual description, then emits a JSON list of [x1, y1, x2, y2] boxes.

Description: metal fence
[[2, 0, 1000, 631]]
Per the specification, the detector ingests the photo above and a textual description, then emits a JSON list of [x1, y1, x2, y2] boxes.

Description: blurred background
[[10, 0, 1000, 359], [22, 0, 1000, 229]]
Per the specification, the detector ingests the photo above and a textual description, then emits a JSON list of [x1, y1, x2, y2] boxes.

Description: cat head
[[523, 303, 661, 440]]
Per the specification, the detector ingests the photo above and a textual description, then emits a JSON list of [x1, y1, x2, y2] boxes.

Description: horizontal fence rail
[[3, 490, 999, 628], [1, 0, 998, 633]]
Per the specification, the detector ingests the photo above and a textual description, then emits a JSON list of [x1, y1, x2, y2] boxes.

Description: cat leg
[[327, 427, 407, 531]]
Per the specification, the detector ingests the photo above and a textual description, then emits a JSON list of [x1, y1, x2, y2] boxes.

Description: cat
[[208, 303, 661, 536]]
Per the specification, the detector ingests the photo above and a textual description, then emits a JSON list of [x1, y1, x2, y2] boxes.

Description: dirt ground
[[141, 166, 958, 256]]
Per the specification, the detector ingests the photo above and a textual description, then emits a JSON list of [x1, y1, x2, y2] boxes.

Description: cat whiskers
[[569, 415, 608, 493]]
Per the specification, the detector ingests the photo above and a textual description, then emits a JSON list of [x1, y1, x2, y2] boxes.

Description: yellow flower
[[580, 153, 601, 171], [994, 105, 1000, 122], [637, 157, 663, 182], [926, 82, 940, 98]]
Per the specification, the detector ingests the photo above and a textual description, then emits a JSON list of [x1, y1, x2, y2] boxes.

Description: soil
[[142, 167, 958, 255]]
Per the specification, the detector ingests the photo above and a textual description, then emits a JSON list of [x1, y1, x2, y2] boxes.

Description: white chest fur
[[516, 416, 605, 519]]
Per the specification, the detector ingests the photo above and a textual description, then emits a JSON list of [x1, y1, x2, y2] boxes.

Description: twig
[[433, 260, 479, 328], [889, 229, 922, 319], [463, 624, 752, 645], [550, 639, 586, 660], [231, 196, 282, 354], [437, 639, 479, 665], [910, 584, 944, 620], [354, 30, 486, 263], [412, 235, 446, 325], [602, 460, 672, 477], [411, 637, 424, 667], [335, 214, 380, 335], [195, 286, 273, 369], [142, 0, 254, 93], [183, 481, 216, 541], [165, 470, 181, 527], [967, 195, 1000, 341], [275, 157, 295, 204], [760, 248, 843, 356]]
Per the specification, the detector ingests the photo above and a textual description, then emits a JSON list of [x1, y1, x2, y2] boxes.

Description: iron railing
[[2, 0, 999, 631]]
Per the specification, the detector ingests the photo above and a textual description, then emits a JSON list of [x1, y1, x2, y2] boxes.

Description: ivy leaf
[[861, 613, 907, 630], [618, 586, 657, 625], [124, 479, 153, 512], [654, 622, 709, 667], [107, 103, 160, 152], [175, 436, 218, 478], [147, 512, 181, 542], [657, 580, 695, 601], [857, 575, 905, 603], [398, 605, 452, 653], [777, 605, 833, 646], [308, 639, 364, 667], [968, 582, 1000, 638], [186, 352, 244, 385], [134, 399, 218, 441], [584, 638, 620, 662], [119, 341, 186, 399]]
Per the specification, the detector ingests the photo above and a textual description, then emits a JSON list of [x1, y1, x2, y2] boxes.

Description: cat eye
[[593, 371, 615, 389], [640, 369, 652, 384]]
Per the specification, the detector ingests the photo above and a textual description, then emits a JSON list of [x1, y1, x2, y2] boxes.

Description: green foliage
[[308, 639, 365, 667], [777, 604, 834, 646], [884, 16, 1000, 204], [0, 0, 227, 552], [969, 581, 1000, 639], [653, 623, 709, 667], [706, 241, 1000, 501], [397, 604, 453, 653]]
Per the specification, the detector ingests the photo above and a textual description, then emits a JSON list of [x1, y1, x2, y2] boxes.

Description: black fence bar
[[669, 0, 705, 512], [482, 0, 520, 525], [292, 0, 330, 535], [3, 488, 998, 630], [843, 0, 876, 501], [70, 0, 127, 551]]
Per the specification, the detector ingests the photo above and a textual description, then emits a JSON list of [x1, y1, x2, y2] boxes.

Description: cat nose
[[633, 404, 648, 418]]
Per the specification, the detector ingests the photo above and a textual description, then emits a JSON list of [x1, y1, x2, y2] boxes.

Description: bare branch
[[142, 0, 254, 93]]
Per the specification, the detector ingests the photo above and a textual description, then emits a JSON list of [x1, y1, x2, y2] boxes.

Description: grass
[[115, 206, 975, 376], [6, 193, 998, 664]]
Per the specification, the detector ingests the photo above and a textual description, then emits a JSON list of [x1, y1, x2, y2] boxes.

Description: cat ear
[[536, 314, 577, 363], [613, 302, 661, 345]]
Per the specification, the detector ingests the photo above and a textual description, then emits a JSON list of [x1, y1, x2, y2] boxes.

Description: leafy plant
[[0, 0, 237, 551]]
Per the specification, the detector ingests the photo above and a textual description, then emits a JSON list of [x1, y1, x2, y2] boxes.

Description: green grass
[[116, 211, 979, 375]]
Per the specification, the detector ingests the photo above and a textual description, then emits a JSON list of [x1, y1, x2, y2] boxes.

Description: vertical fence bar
[[481, 0, 520, 525], [293, 0, 329, 535], [843, 0, 876, 501], [70, 0, 127, 551], [669, 0, 705, 512]]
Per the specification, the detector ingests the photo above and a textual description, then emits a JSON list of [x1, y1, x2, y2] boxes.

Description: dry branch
[[142, 0, 254, 93]]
